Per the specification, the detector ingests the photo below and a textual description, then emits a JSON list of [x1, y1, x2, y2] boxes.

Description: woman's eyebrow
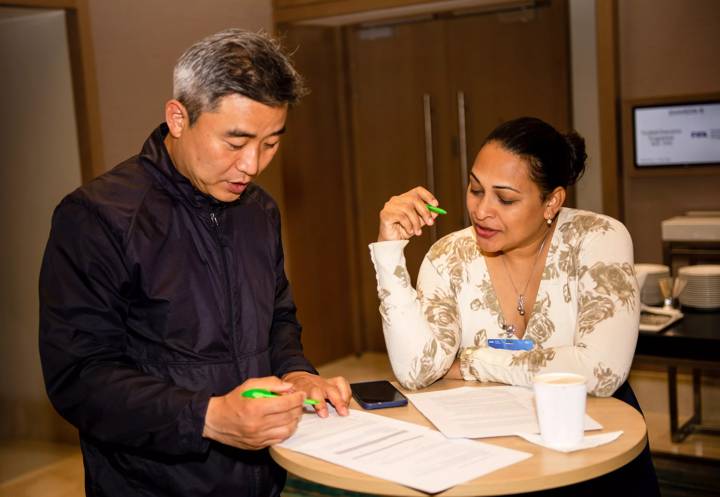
[[493, 185, 521, 193], [469, 172, 521, 193]]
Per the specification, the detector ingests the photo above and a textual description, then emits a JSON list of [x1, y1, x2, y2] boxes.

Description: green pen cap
[[242, 388, 319, 405], [425, 203, 447, 215]]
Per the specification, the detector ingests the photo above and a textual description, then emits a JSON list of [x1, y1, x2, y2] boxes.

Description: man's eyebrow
[[225, 126, 286, 138], [226, 129, 254, 138], [469, 172, 521, 193]]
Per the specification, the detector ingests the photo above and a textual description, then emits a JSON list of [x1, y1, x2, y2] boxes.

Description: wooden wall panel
[[278, 25, 359, 365], [617, 0, 720, 264]]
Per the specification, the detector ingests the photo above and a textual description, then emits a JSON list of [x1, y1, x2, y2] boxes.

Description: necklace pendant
[[517, 295, 526, 316], [502, 323, 516, 337]]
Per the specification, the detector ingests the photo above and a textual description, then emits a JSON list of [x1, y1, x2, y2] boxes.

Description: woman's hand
[[378, 187, 439, 242]]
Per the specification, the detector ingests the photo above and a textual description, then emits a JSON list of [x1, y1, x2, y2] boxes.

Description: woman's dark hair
[[482, 117, 587, 199]]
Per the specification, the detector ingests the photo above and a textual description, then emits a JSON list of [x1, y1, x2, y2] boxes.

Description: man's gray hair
[[173, 28, 307, 125]]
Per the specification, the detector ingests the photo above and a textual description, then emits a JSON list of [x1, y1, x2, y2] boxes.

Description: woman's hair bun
[[564, 131, 587, 186], [482, 117, 589, 197]]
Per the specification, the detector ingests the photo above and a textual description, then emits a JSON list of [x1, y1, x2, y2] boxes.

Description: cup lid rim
[[533, 372, 587, 384]]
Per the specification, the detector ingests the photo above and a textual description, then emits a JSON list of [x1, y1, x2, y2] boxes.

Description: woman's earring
[[546, 217, 552, 226]]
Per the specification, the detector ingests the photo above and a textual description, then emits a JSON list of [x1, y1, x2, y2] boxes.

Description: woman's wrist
[[444, 359, 463, 379]]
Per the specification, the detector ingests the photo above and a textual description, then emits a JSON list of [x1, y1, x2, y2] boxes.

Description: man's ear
[[165, 99, 188, 138], [545, 186, 566, 220]]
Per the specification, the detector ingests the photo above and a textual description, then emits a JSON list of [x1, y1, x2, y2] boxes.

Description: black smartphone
[[351, 380, 408, 410]]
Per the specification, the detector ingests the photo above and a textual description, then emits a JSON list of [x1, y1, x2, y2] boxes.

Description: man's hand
[[202, 376, 306, 450], [282, 371, 351, 418]]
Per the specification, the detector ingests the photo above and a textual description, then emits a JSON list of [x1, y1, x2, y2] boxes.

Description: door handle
[[423, 94, 438, 243], [457, 91, 470, 227]]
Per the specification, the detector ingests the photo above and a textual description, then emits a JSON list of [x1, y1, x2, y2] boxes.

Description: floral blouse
[[368, 207, 640, 397]]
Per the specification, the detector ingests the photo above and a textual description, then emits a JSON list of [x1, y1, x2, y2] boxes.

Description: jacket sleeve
[[267, 213, 318, 377], [39, 198, 211, 455]]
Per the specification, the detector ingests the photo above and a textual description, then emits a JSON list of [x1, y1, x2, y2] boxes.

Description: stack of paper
[[278, 385, 608, 493], [278, 407, 531, 494], [406, 386, 602, 439]]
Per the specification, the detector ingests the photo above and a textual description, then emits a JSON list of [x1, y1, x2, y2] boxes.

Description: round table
[[270, 379, 648, 496]]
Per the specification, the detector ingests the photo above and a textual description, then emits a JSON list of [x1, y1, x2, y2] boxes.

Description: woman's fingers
[[397, 206, 423, 236], [378, 187, 440, 242], [412, 186, 439, 207], [410, 196, 437, 227]]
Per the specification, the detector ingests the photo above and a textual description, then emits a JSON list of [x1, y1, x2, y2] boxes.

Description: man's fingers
[[260, 404, 304, 428], [324, 380, 349, 416], [330, 376, 352, 404], [241, 376, 294, 394], [244, 390, 306, 416], [309, 385, 329, 418], [244, 419, 302, 449]]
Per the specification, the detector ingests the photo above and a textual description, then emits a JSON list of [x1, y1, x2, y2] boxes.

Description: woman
[[370, 117, 659, 494]]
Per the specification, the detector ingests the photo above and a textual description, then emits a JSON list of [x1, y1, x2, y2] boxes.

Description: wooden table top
[[270, 379, 648, 496]]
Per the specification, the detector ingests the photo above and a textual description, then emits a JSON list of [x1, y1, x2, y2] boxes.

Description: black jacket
[[39, 124, 316, 496]]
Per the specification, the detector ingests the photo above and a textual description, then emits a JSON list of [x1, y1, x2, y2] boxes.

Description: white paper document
[[277, 408, 531, 494], [407, 386, 602, 439]]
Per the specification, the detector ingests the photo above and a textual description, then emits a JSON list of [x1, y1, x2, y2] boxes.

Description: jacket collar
[[140, 123, 241, 210]]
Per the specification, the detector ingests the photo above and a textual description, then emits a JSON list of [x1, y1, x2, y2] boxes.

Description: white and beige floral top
[[369, 207, 640, 397]]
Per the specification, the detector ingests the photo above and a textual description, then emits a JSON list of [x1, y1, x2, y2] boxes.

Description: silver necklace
[[501, 226, 550, 318]]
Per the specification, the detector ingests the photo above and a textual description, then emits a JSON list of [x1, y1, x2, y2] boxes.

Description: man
[[39, 29, 351, 497]]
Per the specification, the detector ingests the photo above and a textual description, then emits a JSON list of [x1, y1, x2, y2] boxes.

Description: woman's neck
[[482, 221, 555, 263]]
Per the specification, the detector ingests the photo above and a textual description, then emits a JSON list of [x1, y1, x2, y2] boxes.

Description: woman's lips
[[474, 224, 499, 239]]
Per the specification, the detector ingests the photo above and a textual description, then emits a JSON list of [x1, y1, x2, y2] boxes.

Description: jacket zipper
[[210, 209, 242, 381]]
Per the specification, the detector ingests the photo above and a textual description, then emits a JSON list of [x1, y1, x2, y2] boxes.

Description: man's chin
[[211, 186, 245, 203]]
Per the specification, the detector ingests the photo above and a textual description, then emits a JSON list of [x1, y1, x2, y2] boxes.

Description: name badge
[[487, 338, 534, 351]]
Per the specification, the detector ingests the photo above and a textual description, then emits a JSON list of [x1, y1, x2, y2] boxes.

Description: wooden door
[[445, 1, 572, 203], [346, 20, 454, 351], [278, 25, 359, 366], [347, 2, 570, 352], [277, 2, 571, 358]]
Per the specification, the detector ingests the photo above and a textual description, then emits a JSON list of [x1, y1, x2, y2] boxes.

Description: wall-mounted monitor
[[631, 99, 720, 168]]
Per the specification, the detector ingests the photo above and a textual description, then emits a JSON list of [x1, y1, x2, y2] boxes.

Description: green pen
[[241, 388, 319, 405], [425, 203, 447, 215]]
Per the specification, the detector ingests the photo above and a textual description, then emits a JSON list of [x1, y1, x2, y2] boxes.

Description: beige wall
[[0, 8, 82, 441], [569, 0, 603, 213], [87, 0, 272, 168], [618, 0, 720, 264], [86, 0, 288, 262], [1, 1, 279, 444]]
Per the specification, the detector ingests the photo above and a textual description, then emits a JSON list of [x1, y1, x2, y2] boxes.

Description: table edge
[[270, 399, 648, 496]]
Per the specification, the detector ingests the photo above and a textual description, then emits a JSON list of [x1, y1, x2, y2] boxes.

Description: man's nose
[[235, 147, 259, 176]]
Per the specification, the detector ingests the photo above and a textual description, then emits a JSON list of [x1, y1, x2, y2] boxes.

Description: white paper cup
[[533, 372, 587, 449]]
